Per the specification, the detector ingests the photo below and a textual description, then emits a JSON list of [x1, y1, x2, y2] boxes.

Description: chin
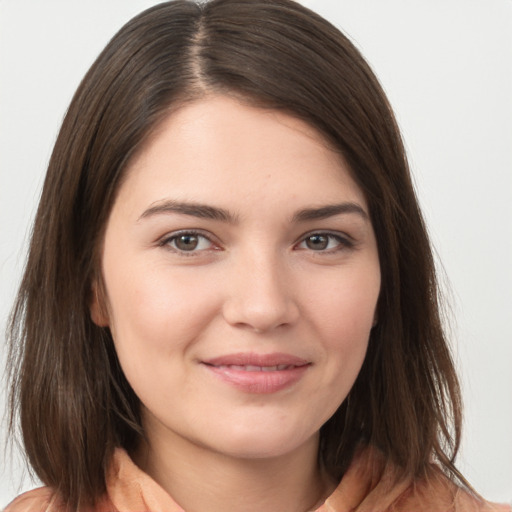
[[205, 424, 319, 461]]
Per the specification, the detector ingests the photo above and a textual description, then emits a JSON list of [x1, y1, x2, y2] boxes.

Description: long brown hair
[[7, 0, 465, 508]]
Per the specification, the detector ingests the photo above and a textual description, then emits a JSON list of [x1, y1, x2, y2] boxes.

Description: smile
[[202, 353, 311, 394], [210, 364, 297, 371]]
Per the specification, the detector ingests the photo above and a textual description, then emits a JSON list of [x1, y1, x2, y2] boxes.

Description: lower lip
[[203, 364, 310, 394]]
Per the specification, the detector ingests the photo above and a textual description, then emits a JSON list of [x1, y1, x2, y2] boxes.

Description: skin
[[91, 95, 381, 512]]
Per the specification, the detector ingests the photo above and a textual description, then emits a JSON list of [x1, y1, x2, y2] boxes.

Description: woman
[[4, 0, 510, 511]]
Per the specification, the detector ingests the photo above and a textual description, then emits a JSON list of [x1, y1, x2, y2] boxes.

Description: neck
[[133, 426, 334, 512]]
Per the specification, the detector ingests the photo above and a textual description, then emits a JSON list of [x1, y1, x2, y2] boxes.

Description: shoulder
[[395, 467, 511, 512], [3, 487, 55, 512], [326, 445, 511, 512], [3, 488, 115, 512]]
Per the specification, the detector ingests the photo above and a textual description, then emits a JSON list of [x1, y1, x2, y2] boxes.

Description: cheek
[[311, 266, 380, 339], [103, 261, 222, 359], [305, 265, 379, 395]]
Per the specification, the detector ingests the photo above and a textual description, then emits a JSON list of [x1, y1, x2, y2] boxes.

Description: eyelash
[[158, 230, 217, 256], [158, 230, 354, 256], [296, 232, 354, 253]]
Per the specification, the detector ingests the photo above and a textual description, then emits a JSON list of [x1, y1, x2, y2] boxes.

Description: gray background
[[1, 0, 511, 506]]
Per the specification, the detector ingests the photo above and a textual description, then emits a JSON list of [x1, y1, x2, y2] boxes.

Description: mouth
[[209, 364, 299, 372], [201, 353, 311, 393], [203, 352, 309, 368]]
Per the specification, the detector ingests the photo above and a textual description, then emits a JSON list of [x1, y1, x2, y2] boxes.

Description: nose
[[221, 249, 300, 333]]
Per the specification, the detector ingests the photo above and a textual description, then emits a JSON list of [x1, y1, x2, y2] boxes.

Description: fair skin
[[92, 95, 381, 512]]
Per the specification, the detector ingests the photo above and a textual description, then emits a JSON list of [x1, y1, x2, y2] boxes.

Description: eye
[[296, 233, 351, 252], [161, 231, 216, 253]]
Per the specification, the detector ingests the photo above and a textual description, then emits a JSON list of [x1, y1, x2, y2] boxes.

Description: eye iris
[[306, 234, 328, 250], [175, 234, 199, 251]]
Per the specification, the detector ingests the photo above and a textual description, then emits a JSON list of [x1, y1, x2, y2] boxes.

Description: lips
[[204, 352, 309, 367], [202, 353, 311, 393], [214, 364, 295, 371]]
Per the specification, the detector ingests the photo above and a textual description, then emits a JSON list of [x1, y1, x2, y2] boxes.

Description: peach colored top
[[4, 446, 511, 512]]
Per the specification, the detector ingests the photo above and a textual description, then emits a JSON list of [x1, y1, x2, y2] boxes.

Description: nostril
[[222, 298, 299, 333]]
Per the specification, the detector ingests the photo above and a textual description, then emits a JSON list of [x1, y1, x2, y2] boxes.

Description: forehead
[[116, 95, 367, 217]]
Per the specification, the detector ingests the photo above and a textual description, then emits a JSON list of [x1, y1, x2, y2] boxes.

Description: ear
[[90, 280, 109, 327]]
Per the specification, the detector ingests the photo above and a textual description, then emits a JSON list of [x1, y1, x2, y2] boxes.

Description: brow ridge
[[292, 202, 368, 222], [139, 200, 237, 223], [139, 199, 368, 224]]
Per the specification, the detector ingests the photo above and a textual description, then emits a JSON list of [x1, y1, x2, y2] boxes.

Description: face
[[93, 96, 380, 462]]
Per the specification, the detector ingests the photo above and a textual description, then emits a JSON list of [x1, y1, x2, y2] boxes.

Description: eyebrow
[[138, 199, 368, 223], [292, 202, 369, 222], [138, 200, 238, 223]]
